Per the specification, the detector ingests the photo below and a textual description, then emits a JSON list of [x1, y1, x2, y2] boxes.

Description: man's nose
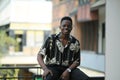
[[64, 25, 69, 28]]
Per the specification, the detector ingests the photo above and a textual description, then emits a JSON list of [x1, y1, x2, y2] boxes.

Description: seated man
[[37, 16, 89, 80]]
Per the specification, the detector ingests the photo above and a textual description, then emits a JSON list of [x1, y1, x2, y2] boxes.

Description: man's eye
[[62, 25, 71, 27]]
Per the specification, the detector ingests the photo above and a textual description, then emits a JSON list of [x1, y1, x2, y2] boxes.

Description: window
[[60, 0, 63, 1], [102, 22, 105, 54], [81, 21, 98, 52], [79, 0, 89, 6]]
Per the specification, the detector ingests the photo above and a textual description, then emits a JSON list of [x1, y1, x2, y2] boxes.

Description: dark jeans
[[45, 65, 89, 80]]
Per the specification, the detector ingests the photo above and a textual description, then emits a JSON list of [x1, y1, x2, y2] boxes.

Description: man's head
[[60, 16, 73, 25], [60, 16, 73, 35]]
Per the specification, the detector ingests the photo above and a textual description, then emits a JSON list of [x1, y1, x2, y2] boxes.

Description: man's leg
[[70, 68, 89, 80], [45, 66, 63, 80]]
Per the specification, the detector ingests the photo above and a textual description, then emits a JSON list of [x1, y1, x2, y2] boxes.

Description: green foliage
[[0, 69, 14, 76], [0, 66, 17, 80], [0, 30, 17, 56]]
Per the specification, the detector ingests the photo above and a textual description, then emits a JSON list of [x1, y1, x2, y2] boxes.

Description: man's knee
[[70, 68, 89, 80]]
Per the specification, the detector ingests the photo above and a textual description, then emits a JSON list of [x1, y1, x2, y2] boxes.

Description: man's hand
[[42, 68, 53, 80], [60, 70, 70, 80]]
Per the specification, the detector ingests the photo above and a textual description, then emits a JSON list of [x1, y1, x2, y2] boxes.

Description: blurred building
[[52, 0, 105, 74], [0, 0, 52, 56], [0, 0, 119, 80], [0, 0, 52, 79], [105, 0, 120, 80]]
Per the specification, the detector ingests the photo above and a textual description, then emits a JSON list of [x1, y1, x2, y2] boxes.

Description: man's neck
[[60, 33, 70, 40]]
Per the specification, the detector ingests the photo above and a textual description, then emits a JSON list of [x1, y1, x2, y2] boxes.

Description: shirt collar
[[56, 32, 73, 42]]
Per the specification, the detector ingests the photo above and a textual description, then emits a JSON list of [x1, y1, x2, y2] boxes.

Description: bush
[[0, 30, 17, 56]]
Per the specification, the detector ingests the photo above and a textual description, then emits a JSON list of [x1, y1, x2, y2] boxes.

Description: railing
[[0, 66, 42, 80], [0, 66, 105, 80]]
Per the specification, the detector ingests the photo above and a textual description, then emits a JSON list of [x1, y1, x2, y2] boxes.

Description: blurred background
[[0, 0, 119, 80]]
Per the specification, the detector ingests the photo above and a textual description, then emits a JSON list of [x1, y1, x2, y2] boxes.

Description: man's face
[[60, 20, 72, 35]]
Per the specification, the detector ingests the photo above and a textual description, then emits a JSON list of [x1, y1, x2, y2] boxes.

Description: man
[[37, 16, 89, 80]]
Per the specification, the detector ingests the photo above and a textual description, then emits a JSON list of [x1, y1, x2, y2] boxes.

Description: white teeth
[[65, 29, 68, 31]]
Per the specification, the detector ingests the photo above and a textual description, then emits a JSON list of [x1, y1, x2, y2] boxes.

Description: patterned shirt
[[38, 33, 80, 67]]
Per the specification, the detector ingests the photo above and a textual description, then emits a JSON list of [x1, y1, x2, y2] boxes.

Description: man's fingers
[[42, 76, 46, 80], [42, 73, 47, 80], [49, 70, 53, 76], [42, 69, 53, 80], [42, 75, 44, 80]]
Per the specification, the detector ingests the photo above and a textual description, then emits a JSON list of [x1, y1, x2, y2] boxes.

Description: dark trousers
[[45, 65, 89, 80]]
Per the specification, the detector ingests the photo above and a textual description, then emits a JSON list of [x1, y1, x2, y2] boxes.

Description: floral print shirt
[[38, 33, 80, 67]]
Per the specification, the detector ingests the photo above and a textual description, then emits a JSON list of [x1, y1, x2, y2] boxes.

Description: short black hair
[[60, 16, 72, 25]]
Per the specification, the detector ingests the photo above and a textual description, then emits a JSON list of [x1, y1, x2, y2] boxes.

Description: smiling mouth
[[64, 29, 70, 33]]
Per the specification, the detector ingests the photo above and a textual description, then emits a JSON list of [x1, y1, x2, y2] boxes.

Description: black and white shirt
[[38, 33, 80, 67]]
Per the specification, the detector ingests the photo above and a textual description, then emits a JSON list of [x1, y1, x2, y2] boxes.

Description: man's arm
[[60, 42, 80, 80], [37, 52, 53, 79], [37, 53, 47, 70], [37, 36, 53, 79], [67, 50, 80, 72], [68, 40, 81, 71], [37, 36, 50, 70]]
